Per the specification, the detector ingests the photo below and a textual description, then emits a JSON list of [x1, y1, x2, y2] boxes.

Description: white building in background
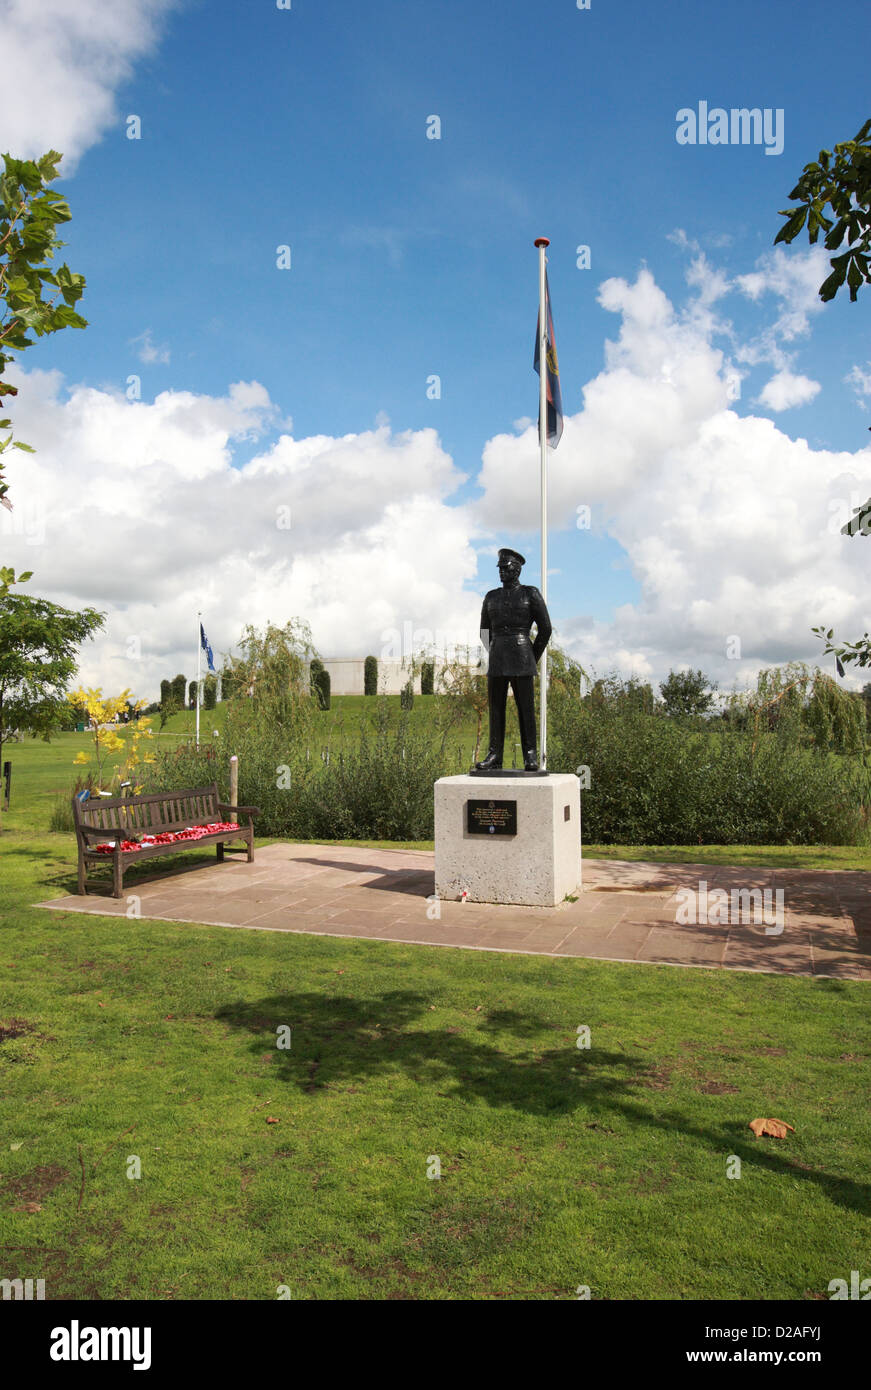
[[314, 656, 479, 696]]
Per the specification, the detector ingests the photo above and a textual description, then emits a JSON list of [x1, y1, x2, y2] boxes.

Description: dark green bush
[[547, 687, 868, 845], [313, 668, 331, 710], [364, 655, 377, 696], [400, 679, 414, 711], [134, 656, 871, 846], [421, 662, 434, 696]]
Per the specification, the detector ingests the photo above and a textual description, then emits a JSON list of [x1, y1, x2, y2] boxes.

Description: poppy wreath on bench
[[93, 822, 242, 853]]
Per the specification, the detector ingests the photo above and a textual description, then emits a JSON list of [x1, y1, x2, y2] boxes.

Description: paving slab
[[36, 842, 871, 980]]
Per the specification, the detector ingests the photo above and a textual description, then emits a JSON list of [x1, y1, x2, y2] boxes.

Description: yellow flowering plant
[[68, 687, 155, 793]]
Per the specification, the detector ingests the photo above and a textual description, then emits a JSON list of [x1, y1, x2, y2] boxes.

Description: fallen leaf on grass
[[749, 1117, 795, 1138], [266, 1116, 279, 1125], [10, 1142, 22, 1151], [15, 1201, 42, 1213]]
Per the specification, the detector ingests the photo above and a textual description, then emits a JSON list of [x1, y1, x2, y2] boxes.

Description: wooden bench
[[72, 782, 260, 898]]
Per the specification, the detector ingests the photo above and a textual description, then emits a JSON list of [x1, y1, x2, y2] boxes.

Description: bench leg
[[112, 855, 123, 899], [216, 842, 224, 862], [77, 855, 87, 895], [247, 831, 254, 863]]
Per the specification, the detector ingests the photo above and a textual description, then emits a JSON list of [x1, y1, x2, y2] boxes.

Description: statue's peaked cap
[[498, 548, 526, 568]]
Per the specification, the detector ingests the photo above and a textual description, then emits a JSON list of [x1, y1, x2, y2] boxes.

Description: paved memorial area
[[39, 842, 871, 979]]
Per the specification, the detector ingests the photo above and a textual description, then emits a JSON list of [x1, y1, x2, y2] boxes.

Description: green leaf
[[47, 305, 87, 330], [847, 257, 864, 296], [36, 150, 63, 180], [823, 216, 849, 250], [774, 205, 807, 245], [11, 441, 35, 452], [820, 261, 848, 302]]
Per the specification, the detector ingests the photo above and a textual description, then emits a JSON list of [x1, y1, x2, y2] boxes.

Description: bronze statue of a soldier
[[474, 547, 552, 773]]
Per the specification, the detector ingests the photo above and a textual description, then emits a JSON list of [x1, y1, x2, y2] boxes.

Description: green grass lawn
[[1, 734, 870, 1299], [161, 693, 482, 758]]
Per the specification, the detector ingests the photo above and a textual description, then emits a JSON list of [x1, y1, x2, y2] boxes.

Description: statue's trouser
[[486, 674, 537, 762]]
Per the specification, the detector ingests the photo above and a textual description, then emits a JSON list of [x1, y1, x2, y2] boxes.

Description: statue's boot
[[474, 751, 502, 772], [524, 751, 539, 772]]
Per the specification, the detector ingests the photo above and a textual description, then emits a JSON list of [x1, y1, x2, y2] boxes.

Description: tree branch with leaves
[[0, 149, 87, 594], [775, 118, 871, 302]]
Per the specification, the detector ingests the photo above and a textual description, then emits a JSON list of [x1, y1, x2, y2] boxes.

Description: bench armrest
[[217, 802, 260, 817]]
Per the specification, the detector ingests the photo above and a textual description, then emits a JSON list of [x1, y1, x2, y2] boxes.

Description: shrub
[[420, 661, 434, 696], [400, 679, 414, 711], [313, 667, 331, 711], [49, 772, 105, 832], [309, 659, 327, 708], [158, 695, 179, 731], [134, 697, 453, 841], [203, 675, 217, 710], [188, 680, 198, 710], [364, 655, 377, 696], [171, 673, 186, 707], [547, 680, 868, 845]]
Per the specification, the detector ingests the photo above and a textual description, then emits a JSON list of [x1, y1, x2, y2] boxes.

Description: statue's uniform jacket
[[480, 583, 552, 677]]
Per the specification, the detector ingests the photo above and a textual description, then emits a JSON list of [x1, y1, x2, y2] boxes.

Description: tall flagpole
[[196, 610, 202, 749], [534, 237, 549, 770]]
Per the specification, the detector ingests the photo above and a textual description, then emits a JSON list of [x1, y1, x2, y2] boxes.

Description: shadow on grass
[[216, 990, 871, 1216]]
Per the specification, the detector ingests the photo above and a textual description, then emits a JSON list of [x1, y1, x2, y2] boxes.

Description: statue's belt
[[491, 628, 533, 637]]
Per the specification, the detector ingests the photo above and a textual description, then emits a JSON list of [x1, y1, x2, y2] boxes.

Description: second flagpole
[[196, 611, 202, 749], [534, 237, 549, 770]]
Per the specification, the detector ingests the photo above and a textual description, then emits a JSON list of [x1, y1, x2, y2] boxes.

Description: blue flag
[[533, 271, 563, 448], [200, 623, 215, 673]]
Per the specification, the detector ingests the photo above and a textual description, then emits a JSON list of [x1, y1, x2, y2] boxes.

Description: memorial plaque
[[466, 798, 517, 836]]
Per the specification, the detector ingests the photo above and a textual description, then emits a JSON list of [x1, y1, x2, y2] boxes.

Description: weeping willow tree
[[219, 619, 322, 764], [223, 621, 317, 723], [729, 663, 866, 755]]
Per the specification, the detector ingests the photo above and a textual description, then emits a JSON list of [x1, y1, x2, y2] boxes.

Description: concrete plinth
[[434, 773, 581, 906]]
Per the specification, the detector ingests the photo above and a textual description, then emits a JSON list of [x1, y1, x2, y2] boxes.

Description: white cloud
[[733, 246, 829, 369], [0, 368, 479, 696], [474, 265, 871, 690], [757, 369, 821, 411], [0, 0, 176, 171], [129, 329, 171, 366], [846, 362, 871, 408], [4, 260, 871, 703]]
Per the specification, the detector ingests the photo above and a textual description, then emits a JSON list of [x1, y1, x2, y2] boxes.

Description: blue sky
[[3, 0, 871, 695]]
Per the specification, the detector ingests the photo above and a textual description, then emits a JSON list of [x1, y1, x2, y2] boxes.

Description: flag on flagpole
[[200, 623, 215, 673], [533, 271, 563, 448]]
